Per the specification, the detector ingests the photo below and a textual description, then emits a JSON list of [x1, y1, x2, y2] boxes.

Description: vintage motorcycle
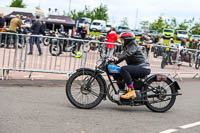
[[49, 33, 82, 57], [66, 56, 181, 112]]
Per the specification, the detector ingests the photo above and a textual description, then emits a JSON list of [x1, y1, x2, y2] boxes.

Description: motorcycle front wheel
[[195, 60, 200, 69], [66, 70, 105, 109], [43, 38, 50, 46], [49, 42, 62, 56]]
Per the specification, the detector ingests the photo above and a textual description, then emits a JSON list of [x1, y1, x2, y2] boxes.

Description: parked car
[[132, 29, 143, 36], [176, 30, 189, 40], [190, 35, 200, 41], [147, 30, 158, 37], [90, 20, 106, 32], [116, 26, 131, 34], [75, 17, 91, 33], [163, 29, 175, 39]]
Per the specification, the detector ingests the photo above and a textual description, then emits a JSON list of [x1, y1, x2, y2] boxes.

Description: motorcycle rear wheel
[[145, 77, 177, 112]]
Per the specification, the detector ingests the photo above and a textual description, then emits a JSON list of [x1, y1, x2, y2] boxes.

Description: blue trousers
[[29, 36, 42, 54]]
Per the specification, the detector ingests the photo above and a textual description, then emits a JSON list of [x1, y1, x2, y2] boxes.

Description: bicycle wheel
[[145, 77, 177, 112], [66, 70, 105, 109]]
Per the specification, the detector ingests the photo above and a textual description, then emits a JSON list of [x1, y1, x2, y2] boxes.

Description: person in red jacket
[[106, 27, 118, 57]]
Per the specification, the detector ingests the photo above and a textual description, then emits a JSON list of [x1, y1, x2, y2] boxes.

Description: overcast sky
[[1, 0, 200, 28]]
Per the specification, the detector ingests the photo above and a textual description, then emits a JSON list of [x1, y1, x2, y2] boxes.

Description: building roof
[[5, 11, 35, 19], [43, 15, 75, 27]]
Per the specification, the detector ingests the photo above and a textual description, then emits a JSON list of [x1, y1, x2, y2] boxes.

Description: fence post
[[174, 47, 182, 80]]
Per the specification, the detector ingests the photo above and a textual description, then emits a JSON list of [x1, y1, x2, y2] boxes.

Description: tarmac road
[[0, 80, 200, 133]]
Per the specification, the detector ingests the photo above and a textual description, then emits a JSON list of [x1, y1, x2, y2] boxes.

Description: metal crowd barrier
[[0, 32, 91, 80], [0, 31, 200, 80]]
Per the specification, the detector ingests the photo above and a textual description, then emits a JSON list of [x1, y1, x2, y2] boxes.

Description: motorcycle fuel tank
[[108, 65, 120, 73]]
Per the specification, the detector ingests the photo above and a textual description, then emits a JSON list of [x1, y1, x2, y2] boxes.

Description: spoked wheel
[[154, 47, 158, 58], [49, 42, 62, 56], [145, 77, 177, 112], [195, 60, 200, 69], [161, 59, 166, 69], [43, 38, 50, 46], [66, 70, 105, 109]]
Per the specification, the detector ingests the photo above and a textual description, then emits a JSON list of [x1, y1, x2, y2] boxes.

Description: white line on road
[[160, 121, 200, 133], [179, 121, 200, 129], [160, 129, 178, 133]]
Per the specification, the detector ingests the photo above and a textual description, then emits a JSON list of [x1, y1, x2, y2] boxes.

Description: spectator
[[0, 13, 6, 29], [159, 36, 164, 45], [59, 24, 64, 33], [191, 39, 199, 49], [28, 15, 42, 56], [153, 35, 159, 44], [181, 39, 186, 47], [188, 38, 193, 49], [80, 26, 87, 39], [23, 15, 32, 34], [0, 13, 6, 47], [40, 21, 46, 35], [106, 27, 118, 57], [169, 38, 175, 47], [9, 14, 22, 32], [8, 14, 22, 48]]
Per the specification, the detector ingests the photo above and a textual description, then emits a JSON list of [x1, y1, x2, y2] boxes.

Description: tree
[[149, 16, 165, 33], [140, 20, 149, 27], [93, 4, 108, 22], [120, 17, 129, 26], [190, 23, 200, 35], [177, 18, 194, 30], [69, 4, 109, 22], [164, 17, 177, 29], [9, 0, 26, 8]]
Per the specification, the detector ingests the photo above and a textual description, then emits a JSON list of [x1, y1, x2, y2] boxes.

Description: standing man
[[59, 24, 64, 33], [0, 13, 6, 46], [9, 14, 22, 33], [28, 15, 42, 56], [9, 14, 22, 48], [0, 13, 6, 29], [106, 27, 118, 57], [23, 15, 32, 34], [80, 26, 87, 39]]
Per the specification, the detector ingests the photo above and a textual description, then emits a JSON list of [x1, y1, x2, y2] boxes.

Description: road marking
[[179, 121, 200, 129], [160, 129, 178, 133], [160, 121, 200, 133]]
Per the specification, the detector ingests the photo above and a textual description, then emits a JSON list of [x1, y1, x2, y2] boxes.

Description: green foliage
[[164, 17, 177, 29], [120, 17, 129, 26], [146, 16, 195, 34], [176, 18, 194, 30], [190, 23, 200, 35], [69, 4, 108, 22], [149, 16, 165, 33], [140, 20, 149, 27], [9, 0, 26, 8]]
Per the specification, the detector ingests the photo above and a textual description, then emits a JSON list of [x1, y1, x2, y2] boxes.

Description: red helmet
[[120, 32, 135, 40]]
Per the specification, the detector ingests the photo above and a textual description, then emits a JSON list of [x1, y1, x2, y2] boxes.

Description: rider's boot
[[120, 88, 136, 99]]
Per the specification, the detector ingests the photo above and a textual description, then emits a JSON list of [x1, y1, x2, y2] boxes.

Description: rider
[[114, 32, 151, 99]]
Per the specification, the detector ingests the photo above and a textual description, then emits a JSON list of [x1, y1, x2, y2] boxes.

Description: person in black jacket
[[28, 15, 42, 56], [114, 32, 151, 99]]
